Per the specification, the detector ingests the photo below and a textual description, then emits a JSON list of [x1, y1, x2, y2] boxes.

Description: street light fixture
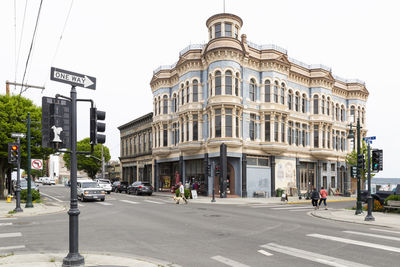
[[85, 147, 105, 180]]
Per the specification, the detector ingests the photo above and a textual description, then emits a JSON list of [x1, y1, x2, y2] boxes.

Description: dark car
[[127, 181, 153, 196], [113, 181, 129, 193]]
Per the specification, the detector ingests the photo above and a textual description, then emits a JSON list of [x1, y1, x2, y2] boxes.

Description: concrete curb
[[0, 202, 67, 219], [288, 198, 356, 204]]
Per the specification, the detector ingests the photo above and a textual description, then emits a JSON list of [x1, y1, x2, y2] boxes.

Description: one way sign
[[50, 67, 96, 90]]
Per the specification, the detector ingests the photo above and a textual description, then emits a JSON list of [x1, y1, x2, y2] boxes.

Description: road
[[1, 185, 399, 267]]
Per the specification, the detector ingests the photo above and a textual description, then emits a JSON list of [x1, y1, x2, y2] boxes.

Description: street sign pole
[[63, 86, 84, 267], [365, 139, 375, 221], [25, 112, 33, 208], [14, 137, 23, 212]]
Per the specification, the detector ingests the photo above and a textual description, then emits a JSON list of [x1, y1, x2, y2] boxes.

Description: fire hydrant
[[7, 195, 13, 203]]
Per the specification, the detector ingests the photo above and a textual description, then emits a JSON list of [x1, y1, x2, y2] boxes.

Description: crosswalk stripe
[[0, 232, 22, 238], [271, 206, 311, 210], [211, 255, 250, 267], [120, 200, 139, 204], [250, 204, 295, 208], [0, 245, 25, 251], [308, 233, 400, 253], [257, 249, 273, 256], [343, 230, 400, 242], [144, 200, 164, 204], [0, 218, 17, 221], [40, 192, 64, 202], [0, 222, 12, 226], [370, 228, 400, 235], [261, 243, 371, 267], [97, 202, 112, 206]]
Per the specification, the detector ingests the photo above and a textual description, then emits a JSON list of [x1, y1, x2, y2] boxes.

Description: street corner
[[1, 202, 67, 218]]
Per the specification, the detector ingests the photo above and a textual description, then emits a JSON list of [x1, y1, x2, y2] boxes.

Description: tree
[[63, 138, 111, 179], [345, 140, 374, 181], [0, 95, 53, 198]]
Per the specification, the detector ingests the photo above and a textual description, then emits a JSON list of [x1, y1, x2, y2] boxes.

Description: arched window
[[186, 81, 190, 103], [336, 104, 340, 120], [265, 80, 270, 102], [301, 94, 306, 113], [288, 90, 293, 110], [249, 78, 256, 101], [154, 98, 157, 115], [274, 81, 278, 103], [209, 74, 213, 96], [181, 84, 184, 105], [172, 94, 177, 112], [341, 105, 345, 121], [321, 96, 325, 114], [193, 80, 198, 102], [295, 92, 300, 112], [215, 71, 222, 95], [225, 70, 232, 95], [280, 83, 285, 104], [350, 106, 355, 122], [313, 95, 319, 114], [163, 95, 168, 114], [327, 97, 330, 116], [361, 108, 365, 124], [357, 107, 361, 122], [235, 73, 239, 96], [158, 96, 161, 115]]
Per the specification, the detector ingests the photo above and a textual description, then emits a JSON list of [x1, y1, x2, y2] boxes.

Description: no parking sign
[[31, 159, 43, 170]]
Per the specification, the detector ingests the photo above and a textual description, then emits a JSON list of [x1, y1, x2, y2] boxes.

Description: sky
[[0, 0, 399, 178]]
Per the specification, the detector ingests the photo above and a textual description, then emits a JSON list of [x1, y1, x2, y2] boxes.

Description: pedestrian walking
[[179, 182, 188, 204], [319, 186, 328, 210], [311, 187, 320, 210]]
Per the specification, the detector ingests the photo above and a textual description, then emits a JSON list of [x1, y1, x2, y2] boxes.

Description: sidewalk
[[152, 191, 356, 205], [311, 208, 400, 230], [0, 200, 66, 218], [0, 252, 180, 267]]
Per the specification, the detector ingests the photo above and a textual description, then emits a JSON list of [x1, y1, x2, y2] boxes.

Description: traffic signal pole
[[355, 118, 363, 215], [25, 112, 33, 208], [63, 86, 84, 267], [14, 137, 23, 212], [365, 141, 375, 221]]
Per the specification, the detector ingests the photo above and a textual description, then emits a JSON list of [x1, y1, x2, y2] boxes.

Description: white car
[[42, 177, 50, 185], [77, 180, 105, 202], [49, 177, 56, 185], [95, 179, 112, 194]]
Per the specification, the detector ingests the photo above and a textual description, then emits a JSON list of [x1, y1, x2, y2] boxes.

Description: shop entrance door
[[214, 163, 235, 196]]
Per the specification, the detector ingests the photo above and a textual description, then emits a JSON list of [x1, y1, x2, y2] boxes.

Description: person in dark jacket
[[311, 187, 320, 210]]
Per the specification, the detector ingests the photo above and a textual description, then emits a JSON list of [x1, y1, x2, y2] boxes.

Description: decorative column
[[188, 113, 193, 142], [270, 113, 275, 142], [260, 112, 265, 142], [277, 114, 281, 143], [198, 112, 203, 141], [232, 108, 237, 138], [241, 154, 247, 197], [221, 106, 226, 137]]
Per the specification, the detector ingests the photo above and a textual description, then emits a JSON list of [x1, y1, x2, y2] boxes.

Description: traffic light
[[215, 165, 220, 175], [372, 149, 383, 172], [8, 143, 19, 164], [90, 107, 106, 145]]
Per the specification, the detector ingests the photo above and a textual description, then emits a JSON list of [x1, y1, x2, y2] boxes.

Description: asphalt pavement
[[1, 185, 400, 267]]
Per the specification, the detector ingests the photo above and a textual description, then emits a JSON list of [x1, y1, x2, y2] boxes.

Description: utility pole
[[25, 113, 33, 208], [5, 81, 45, 96]]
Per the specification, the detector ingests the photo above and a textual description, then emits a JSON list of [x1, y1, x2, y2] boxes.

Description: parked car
[[127, 181, 153, 196], [113, 181, 129, 193], [13, 179, 39, 192], [49, 177, 56, 185], [362, 184, 400, 204], [95, 179, 112, 194], [77, 180, 105, 202], [41, 177, 50, 185]]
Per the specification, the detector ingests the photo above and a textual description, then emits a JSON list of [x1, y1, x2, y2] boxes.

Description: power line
[[20, 0, 44, 95], [14, 0, 17, 90], [15, 0, 28, 89]]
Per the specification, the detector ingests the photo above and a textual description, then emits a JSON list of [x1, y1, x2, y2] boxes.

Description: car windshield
[[99, 180, 110, 184], [82, 182, 99, 188]]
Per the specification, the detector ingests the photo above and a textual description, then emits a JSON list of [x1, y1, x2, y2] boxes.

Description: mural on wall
[[275, 158, 296, 191]]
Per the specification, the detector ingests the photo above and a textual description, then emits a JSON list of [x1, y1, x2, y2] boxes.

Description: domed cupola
[[206, 13, 243, 41]]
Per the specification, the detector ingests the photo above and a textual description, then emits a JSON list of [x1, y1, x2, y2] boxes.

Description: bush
[[373, 199, 384, 212], [20, 189, 41, 202], [384, 195, 400, 205], [175, 188, 191, 199]]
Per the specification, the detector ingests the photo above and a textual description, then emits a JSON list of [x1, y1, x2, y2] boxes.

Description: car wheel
[[107, 191, 110, 194], [101, 198, 105, 202], [148, 193, 152, 196]]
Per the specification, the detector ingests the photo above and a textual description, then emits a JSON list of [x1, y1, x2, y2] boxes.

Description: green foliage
[[20, 189, 41, 201], [0, 95, 53, 198], [345, 140, 375, 181], [384, 195, 400, 204], [175, 188, 191, 199], [63, 138, 111, 178]]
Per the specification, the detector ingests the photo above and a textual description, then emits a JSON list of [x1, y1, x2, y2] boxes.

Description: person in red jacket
[[319, 187, 328, 210]]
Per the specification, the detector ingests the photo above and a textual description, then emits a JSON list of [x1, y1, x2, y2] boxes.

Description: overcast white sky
[[1, 0, 399, 178]]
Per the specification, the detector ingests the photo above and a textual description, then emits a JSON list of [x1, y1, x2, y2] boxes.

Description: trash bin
[[276, 189, 283, 197]]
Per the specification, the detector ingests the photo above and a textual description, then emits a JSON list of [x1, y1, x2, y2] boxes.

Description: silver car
[[77, 180, 105, 202]]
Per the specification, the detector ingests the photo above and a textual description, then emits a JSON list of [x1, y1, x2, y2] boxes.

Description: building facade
[[150, 13, 369, 197], [119, 113, 153, 184], [105, 160, 121, 182]]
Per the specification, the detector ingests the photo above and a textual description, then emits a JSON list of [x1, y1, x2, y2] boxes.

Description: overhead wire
[[19, 0, 44, 95], [14, 0, 17, 91], [15, 0, 28, 91]]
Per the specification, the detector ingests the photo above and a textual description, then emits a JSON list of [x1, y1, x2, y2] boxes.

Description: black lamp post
[[347, 123, 355, 197], [355, 118, 363, 215]]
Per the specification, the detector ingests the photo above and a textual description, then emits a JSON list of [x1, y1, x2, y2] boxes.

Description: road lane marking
[[0, 223, 12, 226], [40, 192, 64, 202], [0, 232, 22, 238], [307, 233, 400, 253], [0, 218, 17, 220], [370, 228, 400, 235], [271, 206, 311, 210], [0, 245, 25, 251], [78, 203, 85, 207], [120, 200, 139, 204], [261, 243, 371, 267], [97, 202, 112, 206], [250, 204, 298, 208], [211, 255, 250, 267], [257, 249, 273, 256], [343, 230, 400, 242], [144, 200, 164, 204]]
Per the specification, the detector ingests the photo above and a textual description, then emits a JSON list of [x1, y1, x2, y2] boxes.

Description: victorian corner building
[[120, 13, 369, 198]]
